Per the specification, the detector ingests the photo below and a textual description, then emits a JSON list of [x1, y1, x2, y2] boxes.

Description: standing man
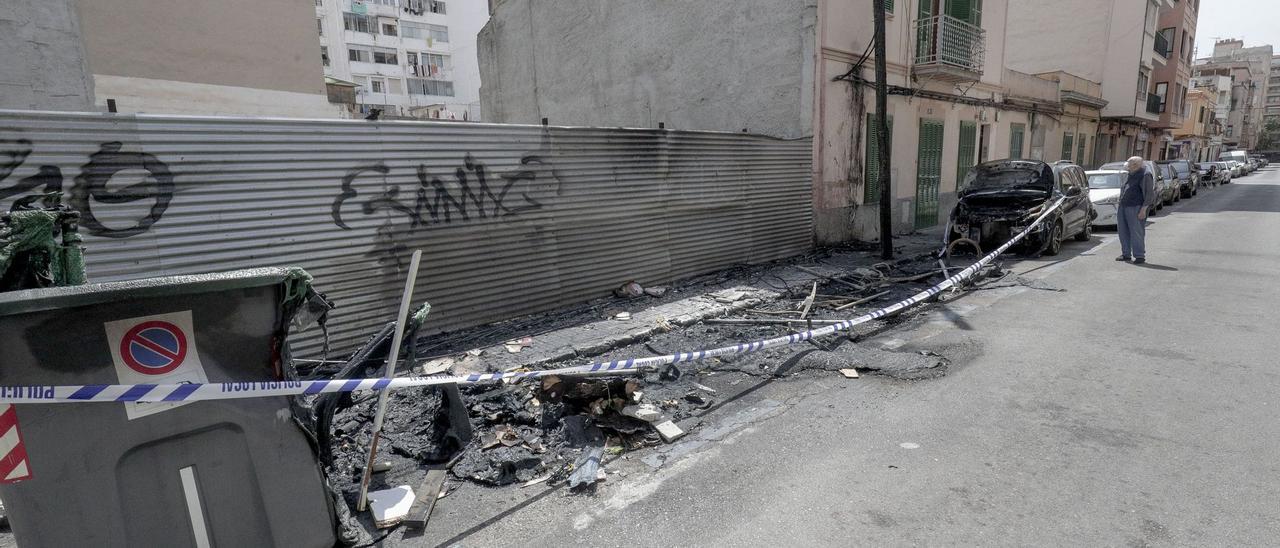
[[1116, 156, 1156, 264]]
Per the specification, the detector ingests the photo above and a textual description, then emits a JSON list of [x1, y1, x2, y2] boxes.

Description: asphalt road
[[448, 168, 1280, 547]]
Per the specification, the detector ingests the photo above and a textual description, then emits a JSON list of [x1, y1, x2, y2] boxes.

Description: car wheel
[[1044, 221, 1063, 256], [1074, 220, 1091, 242]]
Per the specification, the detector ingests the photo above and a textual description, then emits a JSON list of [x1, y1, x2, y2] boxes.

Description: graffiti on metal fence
[[1, 139, 174, 238], [3, 135, 554, 252], [330, 152, 546, 230], [332, 151, 557, 271]]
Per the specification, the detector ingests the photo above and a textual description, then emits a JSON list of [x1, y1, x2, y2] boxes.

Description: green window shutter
[[1009, 123, 1025, 159], [946, 0, 971, 21], [957, 121, 977, 186], [916, 119, 945, 228], [1062, 132, 1074, 161], [885, 0, 894, 13], [864, 114, 893, 204], [1077, 135, 1087, 166], [917, 0, 930, 17]]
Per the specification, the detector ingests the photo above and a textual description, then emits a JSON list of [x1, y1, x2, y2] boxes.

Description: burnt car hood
[[954, 189, 1051, 221]]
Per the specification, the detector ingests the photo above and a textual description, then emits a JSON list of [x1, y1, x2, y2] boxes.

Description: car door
[[1059, 167, 1086, 233]]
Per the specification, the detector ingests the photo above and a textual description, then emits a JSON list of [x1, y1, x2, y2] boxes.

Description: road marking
[[899, 442, 920, 449], [179, 466, 212, 548]]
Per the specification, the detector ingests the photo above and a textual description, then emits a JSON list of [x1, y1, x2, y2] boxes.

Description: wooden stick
[[358, 249, 423, 512], [834, 290, 891, 311], [799, 282, 817, 319]]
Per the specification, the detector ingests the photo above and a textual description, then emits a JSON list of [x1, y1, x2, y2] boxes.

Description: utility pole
[[873, 0, 893, 260]]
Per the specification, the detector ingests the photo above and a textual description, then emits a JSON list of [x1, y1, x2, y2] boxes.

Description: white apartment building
[[1192, 75, 1232, 126], [316, 0, 487, 120], [1007, 0, 1171, 163]]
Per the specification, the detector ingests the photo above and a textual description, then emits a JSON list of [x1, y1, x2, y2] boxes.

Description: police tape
[[0, 199, 1065, 405]]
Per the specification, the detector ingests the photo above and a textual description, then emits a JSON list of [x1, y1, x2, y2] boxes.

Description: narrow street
[[444, 169, 1280, 546]]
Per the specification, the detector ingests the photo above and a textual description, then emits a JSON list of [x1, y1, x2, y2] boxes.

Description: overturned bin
[[0, 268, 335, 547]]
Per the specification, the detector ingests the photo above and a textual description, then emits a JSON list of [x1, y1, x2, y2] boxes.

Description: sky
[[1193, 0, 1280, 58]]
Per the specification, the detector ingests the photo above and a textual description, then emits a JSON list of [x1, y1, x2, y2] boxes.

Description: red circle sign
[[120, 320, 188, 375]]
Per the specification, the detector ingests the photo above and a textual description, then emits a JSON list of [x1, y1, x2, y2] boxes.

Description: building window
[[317, 18, 324, 36], [428, 0, 447, 14], [1062, 132, 1074, 161], [1227, 125, 1234, 137], [321, 46, 330, 66], [348, 47, 371, 63], [883, 0, 893, 13], [382, 23, 397, 36], [372, 47, 398, 65], [371, 0, 398, 6], [315, 0, 323, 6], [1155, 82, 1168, 113], [370, 79, 385, 93], [1009, 123, 1025, 159], [1199, 106, 1205, 122], [343, 12, 376, 33], [1155, 28, 1174, 58], [1137, 71, 1149, 100], [402, 22, 448, 43], [408, 78, 455, 96]]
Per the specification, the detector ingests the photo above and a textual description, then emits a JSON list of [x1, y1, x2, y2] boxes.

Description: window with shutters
[[864, 114, 893, 204], [1009, 123, 1025, 159], [1077, 135, 1087, 166], [956, 121, 977, 186], [916, 119, 945, 228], [1062, 133, 1074, 161]]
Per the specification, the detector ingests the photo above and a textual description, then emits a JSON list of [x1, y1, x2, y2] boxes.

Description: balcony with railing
[[1146, 93, 1163, 114], [913, 15, 986, 82], [1153, 30, 1172, 59]]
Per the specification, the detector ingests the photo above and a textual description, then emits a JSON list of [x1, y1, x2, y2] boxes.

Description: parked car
[[1157, 159, 1199, 198], [1099, 160, 1167, 211], [1085, 170, 1125, 227], [948, 159, 1094, 256], [1196, 162, 1223, 186], [1250, 154, 1269, 168], [1221, 150, 1249, 174], [1213, 161, 1234, 183]]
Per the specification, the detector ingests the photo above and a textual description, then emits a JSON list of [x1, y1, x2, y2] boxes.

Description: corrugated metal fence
[[0, 110, 813, 355]]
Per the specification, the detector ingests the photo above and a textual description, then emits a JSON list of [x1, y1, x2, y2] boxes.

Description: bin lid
[[0, 267, 311, 317]]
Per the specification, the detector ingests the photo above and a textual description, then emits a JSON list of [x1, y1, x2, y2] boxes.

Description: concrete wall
[[1006, 0, 1111, 83], [478, 0, 816, 138], [76, 0, 335, 117], [1007, 0, 1161, 121], [0, 0, 94, 111]]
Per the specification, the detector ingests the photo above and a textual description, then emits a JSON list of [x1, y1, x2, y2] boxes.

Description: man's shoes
[[1116, 256, 1131, 262], [1133, 258, 1146, 264]]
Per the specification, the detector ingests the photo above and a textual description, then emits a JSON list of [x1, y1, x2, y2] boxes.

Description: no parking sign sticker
[[105, 311, 209, 420]]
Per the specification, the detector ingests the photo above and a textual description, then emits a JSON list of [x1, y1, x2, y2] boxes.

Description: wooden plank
[[402, 468, 448, 530]]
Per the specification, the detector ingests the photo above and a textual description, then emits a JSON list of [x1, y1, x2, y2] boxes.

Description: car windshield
[[1165, 162, 1190, 174], [1087, 173, 1124, 189], [960, 163, 1052, 192], [1099, 162, 1126, 171]]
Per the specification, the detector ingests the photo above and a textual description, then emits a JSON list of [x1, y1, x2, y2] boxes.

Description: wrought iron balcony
[[913, 15, 986, 82]]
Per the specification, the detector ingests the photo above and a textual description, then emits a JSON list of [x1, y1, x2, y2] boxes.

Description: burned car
[[947, 160, 1094, 256]]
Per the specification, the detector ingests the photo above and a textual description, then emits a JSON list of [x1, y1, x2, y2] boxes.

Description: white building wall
[[317, 0, 487, 119]]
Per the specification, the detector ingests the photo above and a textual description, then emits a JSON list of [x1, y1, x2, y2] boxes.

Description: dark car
[[947, 159, 1094, 256], [1157, 159, 1199, 198], [1197, 162, 1222, 186]]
